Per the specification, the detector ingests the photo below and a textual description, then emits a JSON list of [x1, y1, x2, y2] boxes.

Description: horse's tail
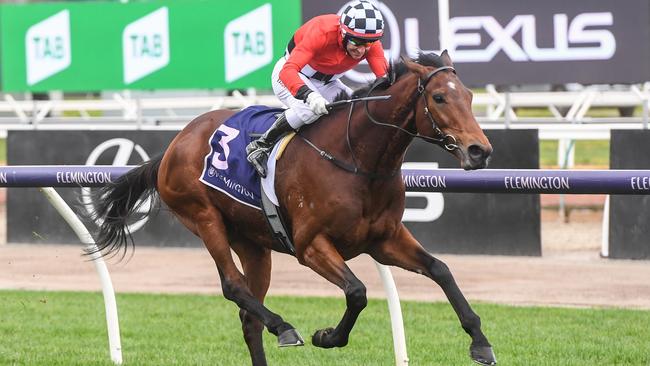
[[86, 155, 163, 259]]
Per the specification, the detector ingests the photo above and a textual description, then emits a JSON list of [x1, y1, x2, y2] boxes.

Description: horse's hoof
[[470, 345, 497, 365], [311, 327, 336, 349], [278, 328, 304, 347]]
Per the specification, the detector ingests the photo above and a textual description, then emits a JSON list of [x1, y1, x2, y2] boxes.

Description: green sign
[[0, 0, 301, 92]]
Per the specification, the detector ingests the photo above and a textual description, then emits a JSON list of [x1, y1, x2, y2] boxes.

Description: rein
[[298, 65, 458, 179], [297, 101, 397, 180], [365, 65, 459, 151]]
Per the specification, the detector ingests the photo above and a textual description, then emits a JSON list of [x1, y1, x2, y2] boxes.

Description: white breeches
[[271, 57, 353, 129]]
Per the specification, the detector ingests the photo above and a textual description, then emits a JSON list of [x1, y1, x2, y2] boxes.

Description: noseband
[[365, 65, 459, 151]]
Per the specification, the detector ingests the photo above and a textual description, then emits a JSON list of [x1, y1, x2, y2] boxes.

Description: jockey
[[246, 0, 388, 177]]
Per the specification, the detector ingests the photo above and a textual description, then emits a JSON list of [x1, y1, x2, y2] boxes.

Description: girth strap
[[260, 184, 296, 255]]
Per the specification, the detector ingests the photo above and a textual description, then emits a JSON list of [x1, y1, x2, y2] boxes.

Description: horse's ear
[[403, 57, 428, 76], [440, 49, 454, 67]]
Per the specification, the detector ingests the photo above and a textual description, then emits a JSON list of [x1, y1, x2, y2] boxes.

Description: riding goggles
[[348, 37, 376, 47]]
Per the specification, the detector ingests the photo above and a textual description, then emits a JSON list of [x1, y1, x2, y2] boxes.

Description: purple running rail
[[1, 166, 649, 194]]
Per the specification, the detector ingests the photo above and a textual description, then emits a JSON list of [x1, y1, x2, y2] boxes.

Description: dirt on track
[[2, 206, 650, 309]]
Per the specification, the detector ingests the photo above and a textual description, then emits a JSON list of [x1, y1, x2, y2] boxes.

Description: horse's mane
[[333, 52, 446, 102]]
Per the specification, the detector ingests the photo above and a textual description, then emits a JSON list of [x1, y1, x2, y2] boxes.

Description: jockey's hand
[[306, 92, 329, 116]]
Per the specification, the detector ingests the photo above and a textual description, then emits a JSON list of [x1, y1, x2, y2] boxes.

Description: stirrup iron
[[246, 113, 293, 177]]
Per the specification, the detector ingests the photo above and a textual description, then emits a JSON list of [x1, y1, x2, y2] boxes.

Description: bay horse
[[90, 51, 496, 365]]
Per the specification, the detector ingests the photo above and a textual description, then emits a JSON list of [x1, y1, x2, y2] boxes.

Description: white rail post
[[39, 187, 123, 365], [601, 195, 610, 258], [375, 261, 409, 366]]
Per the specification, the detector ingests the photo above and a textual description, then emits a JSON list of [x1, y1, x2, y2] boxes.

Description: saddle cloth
[[199, 105, 285, 209]]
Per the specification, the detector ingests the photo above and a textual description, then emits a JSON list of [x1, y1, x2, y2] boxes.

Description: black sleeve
[[294, 85, 313, 102]]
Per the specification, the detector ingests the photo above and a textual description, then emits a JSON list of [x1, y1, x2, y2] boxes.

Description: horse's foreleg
[[368, 226, 497, 366], [298, 234, 367, 349], [232, 242, 273, 366], [195, 212, 303, 348]]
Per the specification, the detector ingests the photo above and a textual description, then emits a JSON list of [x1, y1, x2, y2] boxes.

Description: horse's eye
[[433, 94, 445, 104]]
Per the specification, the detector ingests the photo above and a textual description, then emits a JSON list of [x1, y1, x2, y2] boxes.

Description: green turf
[[1, 290, 648, 365], [0, 138, 5, 164], [540, 140, 609, 168]]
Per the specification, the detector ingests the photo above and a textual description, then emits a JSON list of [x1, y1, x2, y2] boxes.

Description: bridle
[[298, 64, 460, 179], [365, 65, 459, 151]]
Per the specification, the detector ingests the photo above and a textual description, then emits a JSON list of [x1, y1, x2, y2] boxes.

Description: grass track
[[1, 290, 649, 365], [540, 140, 609, 168]]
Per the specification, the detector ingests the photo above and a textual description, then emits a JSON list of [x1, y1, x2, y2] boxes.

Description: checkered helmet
[[340, 1, 384, 41]]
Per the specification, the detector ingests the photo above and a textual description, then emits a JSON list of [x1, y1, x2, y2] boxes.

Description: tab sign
[[26, 10, 71, 85], [122, 7, 170, 84], [224, 4, 273, 82]]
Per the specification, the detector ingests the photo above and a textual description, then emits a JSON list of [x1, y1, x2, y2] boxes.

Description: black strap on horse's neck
[[297, 120, 398, 180], [364, 65, 459, 151], [297, 94, 399, 180]]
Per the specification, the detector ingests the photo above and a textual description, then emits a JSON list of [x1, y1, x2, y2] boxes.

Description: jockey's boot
[[246, 113, 294, 178]]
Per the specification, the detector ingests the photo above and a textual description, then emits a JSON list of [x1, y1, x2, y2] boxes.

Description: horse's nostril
[[468, 145, 487, 160]]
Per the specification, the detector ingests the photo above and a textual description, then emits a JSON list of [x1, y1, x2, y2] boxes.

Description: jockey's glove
[[306, 92, 329, 116]]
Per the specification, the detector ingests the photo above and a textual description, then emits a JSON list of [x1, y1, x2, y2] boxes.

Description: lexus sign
[[449, 12, 616, 63], [301, 0, 650, 86]]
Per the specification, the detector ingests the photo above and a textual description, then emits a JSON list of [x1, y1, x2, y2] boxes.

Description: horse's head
[[402, 51, 492, 170]]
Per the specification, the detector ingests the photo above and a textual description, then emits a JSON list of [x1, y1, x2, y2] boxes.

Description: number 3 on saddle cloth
[[199, 105, 296, 254]]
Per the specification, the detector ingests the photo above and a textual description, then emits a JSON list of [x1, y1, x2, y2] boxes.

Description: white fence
[[2, 86, 650, 127], [2, 88, 650, 169], [477, 84, 650, 124]]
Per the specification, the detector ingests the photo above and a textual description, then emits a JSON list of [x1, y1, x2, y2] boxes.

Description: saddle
[[198, 105, 297, 255]]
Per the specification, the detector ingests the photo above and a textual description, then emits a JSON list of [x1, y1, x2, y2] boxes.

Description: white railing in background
[[0, 91, 283, 125], [2, 88, 649, 171], [479, 84, 650, 125], [2, 86, 650, 126]]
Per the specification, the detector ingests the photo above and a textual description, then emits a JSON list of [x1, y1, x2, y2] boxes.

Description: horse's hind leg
[[193, 209, 303, 348], [369, 226, 497, 366], [232, 242, 274, 366], [297, 234, 367, 349]]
